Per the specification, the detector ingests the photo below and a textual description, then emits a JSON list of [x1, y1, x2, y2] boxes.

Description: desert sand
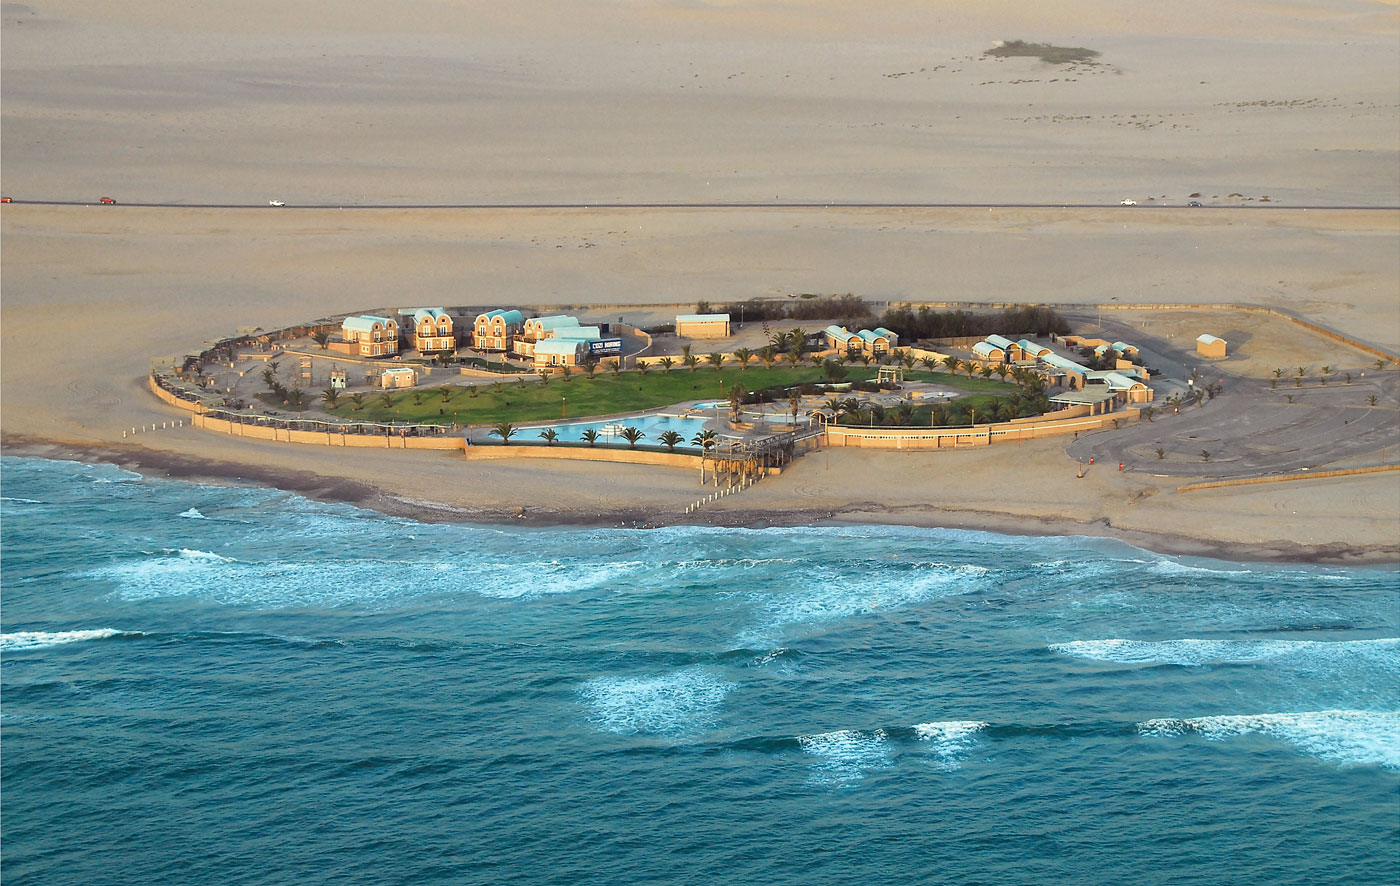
[[3, 0, 1398, 562]]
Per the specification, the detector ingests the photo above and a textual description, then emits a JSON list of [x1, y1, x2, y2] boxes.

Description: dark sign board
[[588, 338, 624, 355]]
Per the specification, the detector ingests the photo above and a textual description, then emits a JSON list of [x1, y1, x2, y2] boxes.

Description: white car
[[1120, 199, 1137, 206], [269, 200, 285, 207]]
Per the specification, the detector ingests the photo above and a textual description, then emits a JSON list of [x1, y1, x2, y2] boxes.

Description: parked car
[[99, 196, 116, 204], [269, 200, 285, 207], [1187, 201, 1203, 207], [1120, 199, 1136, 205]]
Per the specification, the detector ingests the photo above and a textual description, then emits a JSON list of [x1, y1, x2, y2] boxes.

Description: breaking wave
[[1138, 710, 1400, 771], [0, 629, 134, 651], [1049, 637, 1400, 667], [914, 720, 989, 771], [798, 728, 892, 785]]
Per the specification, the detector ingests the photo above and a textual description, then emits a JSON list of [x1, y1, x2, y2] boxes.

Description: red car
[[0, 197, 11, 203], [99, 196, 116, 204]]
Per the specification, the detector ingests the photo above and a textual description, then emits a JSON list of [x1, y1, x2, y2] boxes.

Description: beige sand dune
[[3, 0, 1398, 560]]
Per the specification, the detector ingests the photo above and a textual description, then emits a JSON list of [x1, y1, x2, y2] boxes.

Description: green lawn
[[322, 366, 1012, 426]]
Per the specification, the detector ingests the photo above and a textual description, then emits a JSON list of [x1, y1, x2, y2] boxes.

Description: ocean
[[2, 454, 1396, 885]]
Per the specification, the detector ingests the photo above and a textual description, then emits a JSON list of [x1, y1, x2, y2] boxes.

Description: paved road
[[5, 200, 1400, 211]]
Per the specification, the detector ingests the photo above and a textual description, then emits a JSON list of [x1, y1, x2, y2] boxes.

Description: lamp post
[[561, 395, 566, 419]]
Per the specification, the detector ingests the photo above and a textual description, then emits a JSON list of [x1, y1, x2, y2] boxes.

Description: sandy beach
[[3, 0, 1398, 562]]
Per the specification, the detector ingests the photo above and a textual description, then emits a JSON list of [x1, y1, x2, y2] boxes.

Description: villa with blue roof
[[410, 308, 456, 353], [340, 315, 399, 358], [472, 309, 524, 352]]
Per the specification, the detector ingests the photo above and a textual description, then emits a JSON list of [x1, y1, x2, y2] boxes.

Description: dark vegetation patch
[[985, 41, 1100, 65]]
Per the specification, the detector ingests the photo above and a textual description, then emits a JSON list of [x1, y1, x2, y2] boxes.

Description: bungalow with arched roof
[[522, 315, 581, 340], [1017, 338, 1052, 359], [552, 325, 603, 341], [985, 334, 1022, 361], [825, 325, 860, 354], [472, 309, 525, 352], [1040, 351, 1090, 389], [533, 338, 585, 370], [1100, 371, 1152, 403], [341, 315, 399, 358], [1196, 334, 1227, 358], [971, 341, 1006, 362], [1111, 341, 1139, 358], [411, 308, 456, 353]]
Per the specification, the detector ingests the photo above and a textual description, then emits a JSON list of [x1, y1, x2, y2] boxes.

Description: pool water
[[517, 413, 719, 449]]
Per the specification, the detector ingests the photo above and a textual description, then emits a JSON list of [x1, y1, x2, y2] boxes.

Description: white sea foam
[[740, 561, 986, 644], [1138, 710, 1400, 771], [177, 507, 207, 519], [0, 628, 130, 651], [1049, 637, 1400, 667], [579, 667, 735, 736], [913, 720, 989, 771], [798, 728, 892, 785], [1, 496, 43, 504]]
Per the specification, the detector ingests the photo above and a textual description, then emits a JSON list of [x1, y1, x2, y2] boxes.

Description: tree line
[[697, 297, 1070, 342]]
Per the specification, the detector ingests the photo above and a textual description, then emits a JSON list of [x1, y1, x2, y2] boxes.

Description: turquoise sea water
[[2, 455, 1397, 885]]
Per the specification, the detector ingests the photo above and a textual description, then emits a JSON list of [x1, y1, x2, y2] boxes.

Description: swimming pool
[[515, 413, 719, 449]]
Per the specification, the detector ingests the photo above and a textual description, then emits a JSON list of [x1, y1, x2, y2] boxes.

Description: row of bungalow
[[824, 325, 901, 357]]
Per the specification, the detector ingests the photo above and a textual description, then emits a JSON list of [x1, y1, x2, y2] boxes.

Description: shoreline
[[6, 435, 1396, 567]]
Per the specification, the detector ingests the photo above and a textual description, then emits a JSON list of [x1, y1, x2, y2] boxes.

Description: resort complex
[[144, 297, 1398, 507]]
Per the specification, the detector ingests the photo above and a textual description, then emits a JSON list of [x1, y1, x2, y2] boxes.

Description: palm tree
[[684, 353, 700, 373], [1344, 372, 1353, 384], [733, 347, 753, 369], [636, 360, 650, 376], [608, 359, 622, 377], [727, 383, 746, 422], [1200, 450, 1211, 462], [769, 330, 790, 352], [581, 357, 598, 379], [994, 400, 1017, 423], [322, 387, 340, 407], [858, 353, 872, 367], [681, 343, 693, 364], [288, 388, 306, 413], [941, 355, 958, 375], [439, 386, 455, 403], [538, 428, 559, 445], [707, 352, 725, 370], [1141, 406, 1156, 422], [920, 356, 938, 373], [620, 426, 644, 448], [581, 429, 600, 447], [658, 430, 683, 451], [760, 348, 777, 370], [349, 392, 365, 412], [537, 369, 551, 386], [788, 391, 803, 424], [1155, 447, 1166, 459], [980, 364, 995, 379], [377, 391, 394, 409], [412, 391, 425, 406], [1375, 359, 1386, 370], [786, 348, 803, 367], [1368, 394, 1378, 406], [659, 356, 676, 373], [995, 364, 1011, 383], [559, 364, 572, 381], [899, 350, 916, 371], [1319, 365, 1332, 385], [690, 429, 717, 452], [490, 422, 517, 443], [311, 329, 330, 350]]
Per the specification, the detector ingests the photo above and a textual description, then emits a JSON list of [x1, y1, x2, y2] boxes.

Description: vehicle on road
[[269, 200, 285, 207], [99, 196, 116, 204], [1187, 201, 1203, 207], [0, 197, 11, 203], [1120, 199, 1137, 206]]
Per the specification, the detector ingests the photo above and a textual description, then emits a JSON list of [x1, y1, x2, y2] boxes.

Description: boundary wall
[[1176, 464, 1400, 494], [824, 406, 1127, 450]]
